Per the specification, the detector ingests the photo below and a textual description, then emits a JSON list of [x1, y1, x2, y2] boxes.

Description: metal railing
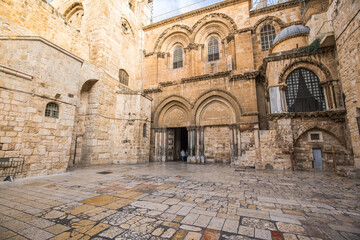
[[0, 157, 24, 182]]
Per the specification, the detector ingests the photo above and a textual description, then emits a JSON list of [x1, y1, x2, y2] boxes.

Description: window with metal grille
[[173, 46, 183, 69], [285, 68, 326, 112], [119, 69, 129, 86], [208, 37, 219, 62], [310, 133, 320, 140], [260, 24, 276, 51], [143, 123, 147, 137], [45, 103, 59, 118]]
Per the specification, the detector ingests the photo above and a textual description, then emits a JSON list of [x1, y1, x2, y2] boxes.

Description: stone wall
[[0, 38, 82, 177], [203, 126, 231, 163], [0, 0, 90, 60], [330, 0, 360, 166]]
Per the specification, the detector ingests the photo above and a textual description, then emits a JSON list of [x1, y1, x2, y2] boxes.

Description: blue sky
[[47, 0, 224, 22], [153, 0, 223, 21]]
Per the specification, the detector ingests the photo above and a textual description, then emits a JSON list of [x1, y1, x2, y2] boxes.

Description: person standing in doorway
[[181, 149, 185, 162]]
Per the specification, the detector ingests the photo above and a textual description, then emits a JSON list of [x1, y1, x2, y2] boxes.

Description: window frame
[[173, 46, 183, 69], [45, 102, 59, 119], [119, 69, 129, 86], [285, 68, 326, 113], [260, 24, 276, 51], [143, 123, 147, 138], [208, 36, 220, 62]]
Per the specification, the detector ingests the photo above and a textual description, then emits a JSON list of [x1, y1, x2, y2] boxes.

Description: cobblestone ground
[[0, 163, 360, 240]]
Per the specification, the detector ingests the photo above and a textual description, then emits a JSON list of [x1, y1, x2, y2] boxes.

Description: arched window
[[208, 37, 219, 62], [65, 3, 84, 30], [173, 46, 183, 69], [119, 69, 129, 86], [143, 123, 147, 137], [260, 24, 276, 51], [286, 68, 326, 112], [45, 103, 59, 118]]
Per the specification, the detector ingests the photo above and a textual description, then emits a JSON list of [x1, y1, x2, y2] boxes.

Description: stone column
[[196, 127, 200, 162], [200, 127, 205, 163], [154, 130, 158, 161], [162, 129, 166, 162]]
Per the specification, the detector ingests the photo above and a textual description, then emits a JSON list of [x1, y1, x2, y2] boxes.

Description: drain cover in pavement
[[97, 170, 113, 175]]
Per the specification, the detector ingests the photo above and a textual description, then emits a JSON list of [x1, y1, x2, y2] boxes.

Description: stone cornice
[[249, 0, 299, 17], [181, 71, 232, 84], [143, 0, 248, 31], [264, 46, 334, 63], [230, 71, 259, 81], [0, 64, 33, 80], [268, 110, 346, 122], [143, 87, 162, 94], [0, 36, 84, 63]]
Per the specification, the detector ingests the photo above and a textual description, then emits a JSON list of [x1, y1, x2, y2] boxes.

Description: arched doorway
[[294, 128, 350, 170], [70, 80, 98, 166]]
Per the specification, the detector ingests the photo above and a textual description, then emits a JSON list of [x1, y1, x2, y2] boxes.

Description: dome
[[272, 25, 310, 45]]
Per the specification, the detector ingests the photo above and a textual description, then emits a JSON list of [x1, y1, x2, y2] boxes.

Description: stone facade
[[0, 0, 359, 178]]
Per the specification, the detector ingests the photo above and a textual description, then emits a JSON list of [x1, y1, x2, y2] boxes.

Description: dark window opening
[[143, 123, 147, 138], [310, 133, 320, 140], [45, 102, 59, 118], [173, 46, 183, 69], [260, 24, 276, 51], [286, 68, 326, 112], [119, 69, 129, 86], [208, 37, 219, 62]]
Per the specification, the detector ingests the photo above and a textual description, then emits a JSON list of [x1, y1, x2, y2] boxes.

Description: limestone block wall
[[113, 93, 152, 164], [330, 0, 360, 166], [203, 126, 231, 163], [260, 116, 353, 171], [0, 39, 83, 177], [142, 0, 302, 88], [0, 0, 90, 60]]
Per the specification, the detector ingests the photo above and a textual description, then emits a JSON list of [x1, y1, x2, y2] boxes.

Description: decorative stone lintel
[[268, 110, 347, 122], [181, 71, 232, 84], [230, 71, 259, 82]]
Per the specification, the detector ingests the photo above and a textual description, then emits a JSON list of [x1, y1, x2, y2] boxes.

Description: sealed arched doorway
[[70, 79, 98, 166]]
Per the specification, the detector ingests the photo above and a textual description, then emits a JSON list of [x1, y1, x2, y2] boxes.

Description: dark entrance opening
[[172, 127, 188, 161]]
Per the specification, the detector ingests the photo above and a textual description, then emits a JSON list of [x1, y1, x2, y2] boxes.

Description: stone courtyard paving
[[0, 163, 360, 240]]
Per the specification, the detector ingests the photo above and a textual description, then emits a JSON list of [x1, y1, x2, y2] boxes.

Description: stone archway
[[293, 128, 352, 170], [70, 79, 98, 166]]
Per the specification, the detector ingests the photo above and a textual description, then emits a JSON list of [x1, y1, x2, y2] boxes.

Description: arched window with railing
[[260, 24, 276, 51], [173, 46, 183, 69], [285, 68, 326, 112], [208, 37, 219, 62]]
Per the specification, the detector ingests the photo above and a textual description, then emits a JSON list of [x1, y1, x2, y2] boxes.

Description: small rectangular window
[[310, 134, 320, 141]]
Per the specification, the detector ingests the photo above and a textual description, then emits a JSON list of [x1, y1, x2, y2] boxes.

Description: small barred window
[[260, 24, 276, 51], [208, 37, 219, 62], [173, 46, 183, 69], [45, 103, 59, 118], [119, 69, 129, 86]]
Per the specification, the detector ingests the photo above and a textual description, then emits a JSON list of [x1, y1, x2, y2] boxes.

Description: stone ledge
[[0, 64, 33, 80], [268, 110, 347, 122], [0, 36, 84, 63]]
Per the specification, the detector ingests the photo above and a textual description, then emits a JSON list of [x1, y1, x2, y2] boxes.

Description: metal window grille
[[45, 103, 59, 118], [208, 37, 219, 62], [119, 69, 129, 86], [286, 68, 326, 112], [310, 134, 320, 140], [260, 24, 276, 51], [173, 46, 183, 69], [143, 123, 147, 137]]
